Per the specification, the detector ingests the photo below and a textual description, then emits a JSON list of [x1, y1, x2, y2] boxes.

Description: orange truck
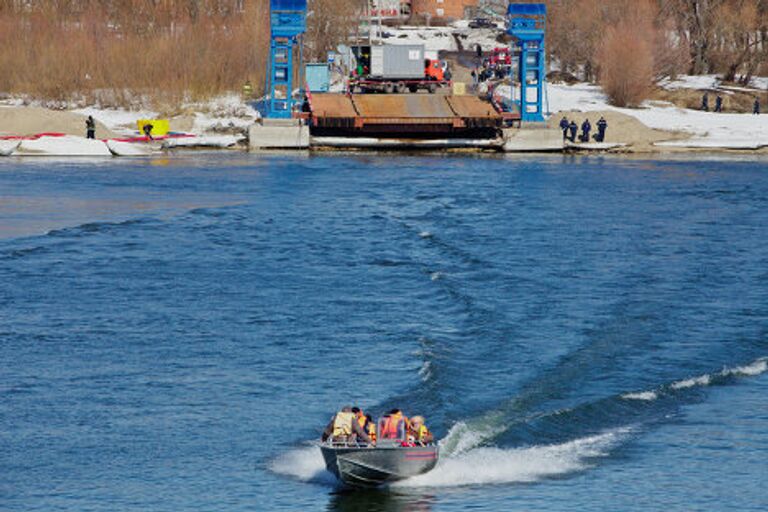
[[350, 44, 451, 94]]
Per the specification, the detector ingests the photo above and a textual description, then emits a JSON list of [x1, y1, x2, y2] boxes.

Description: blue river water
[[1, 153, 767, 511]]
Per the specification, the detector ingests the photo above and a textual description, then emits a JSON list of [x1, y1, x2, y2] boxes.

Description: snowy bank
[[162, 135, 243, 149], [547, 82, 768, 150], [17, 135, 112, 157], [106, 140, 155, 156]]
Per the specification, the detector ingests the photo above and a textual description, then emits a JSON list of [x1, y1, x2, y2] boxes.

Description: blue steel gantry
[[265, 0, 307, 119], [506, 3, 547, 123]]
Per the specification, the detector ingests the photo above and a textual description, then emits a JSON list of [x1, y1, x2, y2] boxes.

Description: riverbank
[[2, 81, 766, 156]]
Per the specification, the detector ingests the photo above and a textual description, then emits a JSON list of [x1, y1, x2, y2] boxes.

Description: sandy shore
[[1, 104, 766, 155], [549, 110, 691, 152], [0, 106, 118, 139]]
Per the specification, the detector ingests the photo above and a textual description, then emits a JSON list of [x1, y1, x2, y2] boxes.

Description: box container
[[370, 45, 425, 80], [305, 63, 330, 92]]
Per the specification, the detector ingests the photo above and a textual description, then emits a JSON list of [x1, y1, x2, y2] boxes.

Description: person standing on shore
[[595, 117, 608, 142], [242, 80, 253, 100], [568, 120, 578, 143], [142, 123, 154, 142], [701, 92, 709, 112], [714, 95, 723, 113], [559, 116, 569, 141], [755, 97, 761, 115], [85, 116, 95, 139], [580, 119, 591, 143]]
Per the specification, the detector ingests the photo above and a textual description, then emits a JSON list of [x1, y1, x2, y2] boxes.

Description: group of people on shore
[[322, 406, 433, 446], [702, 92, 760, 114], [559, 116, 608, 144]]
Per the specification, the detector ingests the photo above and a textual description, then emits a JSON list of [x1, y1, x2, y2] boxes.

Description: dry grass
[[0, 1, 270, 108], [651, 87, 765, 113], [597, 21, 655, 107]]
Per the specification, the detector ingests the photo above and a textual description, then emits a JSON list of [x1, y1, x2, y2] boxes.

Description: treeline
[[0, 0, 269, 105], [0, 0, 765, 107], [543, 0, 768, 105]]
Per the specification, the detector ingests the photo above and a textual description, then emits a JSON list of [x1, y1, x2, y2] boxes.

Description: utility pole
[[377, 0, 383, 45], [368, 0, 373, 47]]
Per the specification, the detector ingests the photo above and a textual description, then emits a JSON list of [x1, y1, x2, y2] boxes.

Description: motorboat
[[320, 440, 439, 487]]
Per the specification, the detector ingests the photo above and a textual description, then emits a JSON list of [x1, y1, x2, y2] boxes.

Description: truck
[[350, 44, 450, 94]]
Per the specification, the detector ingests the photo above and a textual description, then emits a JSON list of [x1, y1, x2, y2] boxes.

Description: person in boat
[[352, 407, 369, 441], [378, 409, 410, 441], [364, 413, 377, 445], [408, 416, 433, 445], [322, 406, 373, 444]]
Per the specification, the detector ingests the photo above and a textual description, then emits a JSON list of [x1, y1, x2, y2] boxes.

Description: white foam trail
[[268, 445, 336, 485], [430, 271, 444, 281], [671, 375, 711, 390], [418, 360, 433, 382], [723, 357, 768, 377], [622, 391, 658, 401], [396, 428, 630, 488], [419, 231, 433, 239], [440, 419, 501, 456]]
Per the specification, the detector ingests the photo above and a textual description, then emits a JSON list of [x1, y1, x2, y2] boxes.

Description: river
[[2, 153, 767, 511]]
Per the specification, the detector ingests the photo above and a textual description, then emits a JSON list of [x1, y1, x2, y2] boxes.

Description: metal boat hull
[[320, 445, 439, 487]]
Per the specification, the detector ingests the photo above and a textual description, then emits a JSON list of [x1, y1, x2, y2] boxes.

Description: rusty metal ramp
[[309, 93, 503, 138], [446, 96, 499, 118], [353, 95, 456, 119], [310, 94, 358, 118]]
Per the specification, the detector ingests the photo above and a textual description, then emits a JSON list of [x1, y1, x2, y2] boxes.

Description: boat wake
[[268, 444, 335, 485], [269, 426, 630, 489], [397, 427, 630, 488], [621, 356, 768, 401]]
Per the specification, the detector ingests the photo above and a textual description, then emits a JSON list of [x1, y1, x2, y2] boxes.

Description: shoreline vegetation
[[1, 0, 765, 107], [0, 1, 766, 155]]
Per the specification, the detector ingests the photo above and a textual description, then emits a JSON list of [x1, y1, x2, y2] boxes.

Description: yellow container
[[452, 82, 467, 96], [137, 119, 170, 136]]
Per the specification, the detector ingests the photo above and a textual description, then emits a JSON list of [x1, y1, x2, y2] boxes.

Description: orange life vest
[[380, 413, 406, 439], [367, 422, 377, 443], [357, 413, 366, 429]]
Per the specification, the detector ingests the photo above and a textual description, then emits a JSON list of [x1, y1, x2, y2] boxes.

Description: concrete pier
[[249, 118, 309, 150], [502, 126, 563, 152]]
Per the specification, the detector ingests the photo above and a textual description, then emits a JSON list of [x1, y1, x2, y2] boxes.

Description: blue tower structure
[[506, 3, 547, 123], [266, 0, 307, 119]]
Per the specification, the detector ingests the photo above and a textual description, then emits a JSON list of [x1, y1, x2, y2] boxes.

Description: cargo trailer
[[350, 44, 451, 94]]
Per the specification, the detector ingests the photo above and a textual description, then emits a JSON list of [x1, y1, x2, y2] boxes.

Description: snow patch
[[18, 136, 112, 156], [547, 82, 768, 149], [162, 135, 243, 149], [74, 107, 157, 136]]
